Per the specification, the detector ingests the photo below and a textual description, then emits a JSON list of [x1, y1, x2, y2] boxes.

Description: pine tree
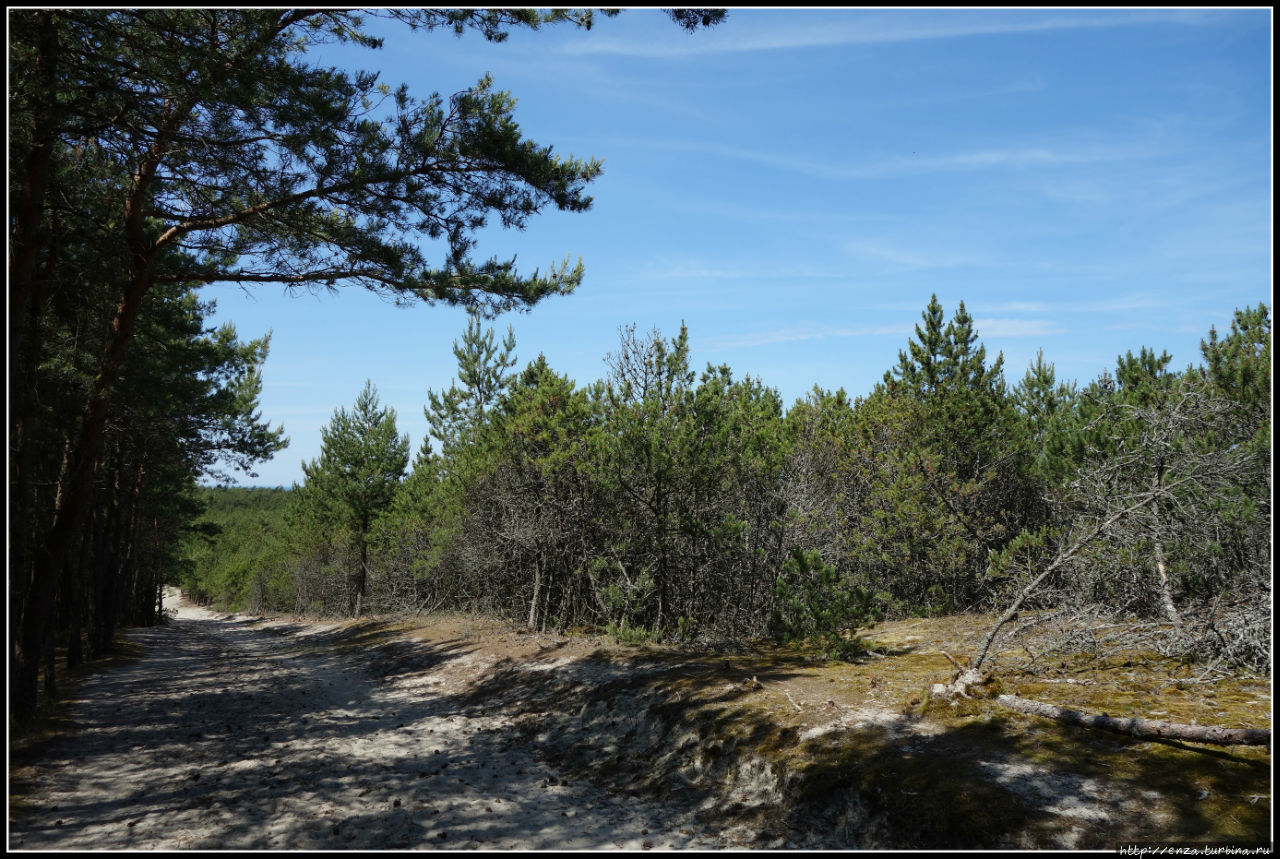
[[883, 294, 1004, 397], [597, 323, 697, 633], [941, 300, 1005, 394], [485, 355, 599, 631], [297, 381, 409, 617], [1198, 303, 1270, 451], [425, 314, 519, 458], [863, 296, 1036, 611], [1012, 349, 1079, 482], [8, 9, 722, 719], [885, 294, 948, 395]]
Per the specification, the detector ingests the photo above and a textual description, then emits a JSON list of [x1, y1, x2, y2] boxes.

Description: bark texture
[[996, 694, 1271, 747]]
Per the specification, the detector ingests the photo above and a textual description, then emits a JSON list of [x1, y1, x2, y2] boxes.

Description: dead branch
[[972, 481, 1191, 674], [995, 694, 1271, 747]]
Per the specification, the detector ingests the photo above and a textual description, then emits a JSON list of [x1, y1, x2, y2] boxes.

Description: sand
[[9, 592, 728, 851]]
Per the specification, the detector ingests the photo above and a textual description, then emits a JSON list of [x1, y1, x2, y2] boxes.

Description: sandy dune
[[10, 594, 727, 851]]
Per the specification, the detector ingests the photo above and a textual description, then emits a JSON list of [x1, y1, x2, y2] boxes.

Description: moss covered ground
[[453, 613, 1272, 848]]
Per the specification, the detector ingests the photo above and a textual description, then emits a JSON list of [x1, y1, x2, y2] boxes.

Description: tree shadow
[[12, 611, 1269, 851]]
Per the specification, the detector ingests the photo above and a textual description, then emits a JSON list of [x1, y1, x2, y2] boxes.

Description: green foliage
[[594, 323, 698, 632], [1198, 302, 1270, 452], [16, 10, 607, 309], [179, 487, 294, 612], [1066, 369, 1267, 615], [841, 296, 1042, 613], [299, 381, 409, 534], [426, 314, 519, 457], [604, 620, 658, 646], [674, 615, 699, 642], [981, 305, 1271, 672], [584, 324, 792, 637], [94, 296, 1277, 679], [384, 316, 524, 615], [6, 6, 726, 721], [295, 381, 409, 615], [772, 549, 883, 660], [169, 301, 1272, 677], [883, 294, 1004, 398], [1012, 350, 1080, 483]]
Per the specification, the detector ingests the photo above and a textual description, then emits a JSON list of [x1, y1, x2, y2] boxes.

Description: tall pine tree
[[9, 9, 722, 719], [425, 314, 519, 459], [296, 381, 409, 617], [864, 296, 1036, 610]]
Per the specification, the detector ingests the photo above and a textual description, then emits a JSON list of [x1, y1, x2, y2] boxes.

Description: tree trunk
[[353, 531, 369, 619], [996, 694, 1270, 747], [64, 527, 89, 670], [12, 86, 181, 718], [528, 557, 542, 631], [12, 253, 156, 719], [42, 610, 58, 706], [87, 491, 112, 658], [66, 545, 85, 671], [1152, 537, 1181, 628], [540, 562, 552, 634], [1148, 461, 1182, 629], [10, 11, 59, 413]]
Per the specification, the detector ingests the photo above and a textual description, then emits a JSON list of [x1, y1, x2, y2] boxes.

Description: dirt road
[[9, 595, 727, 850]]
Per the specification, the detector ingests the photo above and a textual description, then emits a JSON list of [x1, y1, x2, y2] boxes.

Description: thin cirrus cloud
[[843, 239, 989, 273], [977, 294, 1172, 316], [708, 323, 920, 351], [828, 144, 1151, 181], [609, 137, 1150, 184], [708, 316, 1066, 353], [562, 10, 1216, 58], [635, 258, 845, 283], [972, 317, 1068, 338]]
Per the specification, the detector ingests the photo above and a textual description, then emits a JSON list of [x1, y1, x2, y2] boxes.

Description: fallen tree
[[995, 694, 1271, 748], [926, 383, 1271, 748], [970, 376, 1270, 678]]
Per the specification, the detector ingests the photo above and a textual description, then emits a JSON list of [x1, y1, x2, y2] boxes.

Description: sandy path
[[9, 596, 726, 851]]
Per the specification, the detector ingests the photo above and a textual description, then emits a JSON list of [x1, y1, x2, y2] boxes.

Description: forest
[[7, 9, 1270, 729], [178, 300, 1273, 679]]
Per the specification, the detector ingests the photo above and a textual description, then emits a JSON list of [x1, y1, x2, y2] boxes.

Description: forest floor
[[9, 590, 1272, 850]]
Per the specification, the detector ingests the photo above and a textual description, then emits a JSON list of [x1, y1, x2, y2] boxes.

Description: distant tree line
[[183, 299, 1271, 672]]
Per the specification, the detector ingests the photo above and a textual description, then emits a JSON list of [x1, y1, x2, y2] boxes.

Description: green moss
[[762, 721, 1037, 848], [583, 616, 1270, 847], [998, 716, 1271, 843]]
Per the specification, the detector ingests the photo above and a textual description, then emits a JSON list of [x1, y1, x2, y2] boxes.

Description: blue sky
[[199, 8, 1273, 488]]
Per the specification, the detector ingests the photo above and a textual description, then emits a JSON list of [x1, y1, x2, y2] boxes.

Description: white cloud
[[708, 322, 913, 351], [710, 316, 1067, 354], [843, 238, 988, 272], [984, 301, 1055, 314], [1083, 293, 1171, 313], [973, 317, 1067, 338], [563, 10, 1216, 58], [837, 144, 1150, 181], [610, 137, 1150, 184], [637, 258, 841, 282]]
